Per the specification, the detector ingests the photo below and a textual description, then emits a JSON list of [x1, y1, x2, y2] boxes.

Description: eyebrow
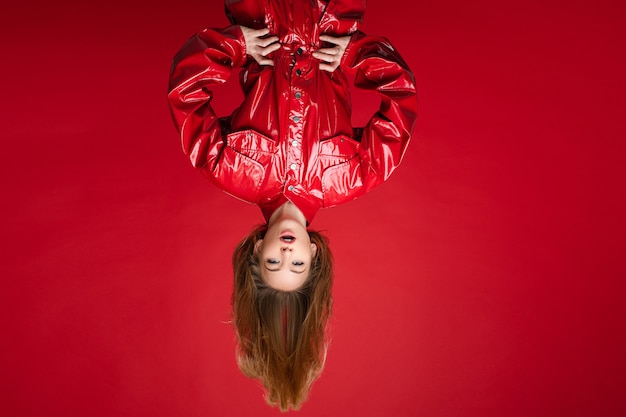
[[264, 265, 305, 274]]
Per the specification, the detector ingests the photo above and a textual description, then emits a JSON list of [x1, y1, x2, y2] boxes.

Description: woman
[[168, 0, 417, 410]]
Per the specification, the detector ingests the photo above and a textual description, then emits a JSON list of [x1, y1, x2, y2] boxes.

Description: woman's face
[[255, 218, 317, 291]]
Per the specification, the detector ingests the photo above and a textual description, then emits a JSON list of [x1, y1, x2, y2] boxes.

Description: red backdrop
[[2, 1, 625, 416]]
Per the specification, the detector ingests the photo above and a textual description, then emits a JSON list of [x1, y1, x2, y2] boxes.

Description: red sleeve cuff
[[218, 25, 248, 67]]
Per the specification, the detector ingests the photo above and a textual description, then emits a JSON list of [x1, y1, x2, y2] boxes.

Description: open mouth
[[280, 231, 296, 243]]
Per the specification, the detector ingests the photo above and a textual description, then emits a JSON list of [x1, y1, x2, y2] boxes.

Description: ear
[[254, 239, 263, 255], [311, 243, 317, 258]]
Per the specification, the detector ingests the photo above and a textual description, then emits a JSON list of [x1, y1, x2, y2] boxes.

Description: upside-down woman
[[168, 0, 417, 410]]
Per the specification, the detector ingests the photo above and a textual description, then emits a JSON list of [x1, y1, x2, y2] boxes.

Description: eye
[[292, 261, 304, 266], [267, 259, 280, 265]]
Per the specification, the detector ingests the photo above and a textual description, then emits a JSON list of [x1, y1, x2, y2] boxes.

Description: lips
[[280, 230, 296, 243]]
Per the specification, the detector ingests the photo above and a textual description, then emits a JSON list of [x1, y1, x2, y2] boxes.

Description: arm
[[341, 32, 418, 192], [168, 26, 279, 170], [168, 26, 247, 170]]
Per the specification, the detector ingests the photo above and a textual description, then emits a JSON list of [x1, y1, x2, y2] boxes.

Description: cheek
[[260, 242, 278, 256], [299, 246, 314, 262]]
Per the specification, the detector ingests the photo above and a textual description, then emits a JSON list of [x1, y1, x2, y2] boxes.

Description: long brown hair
[[232, 225, 333, 411]]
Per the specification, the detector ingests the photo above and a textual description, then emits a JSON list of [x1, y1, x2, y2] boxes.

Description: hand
[[313, 34, 351, 72], [240, 26, 281, 66]]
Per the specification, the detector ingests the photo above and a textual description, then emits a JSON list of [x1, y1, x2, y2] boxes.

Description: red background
[[2, 1, 625, 416]]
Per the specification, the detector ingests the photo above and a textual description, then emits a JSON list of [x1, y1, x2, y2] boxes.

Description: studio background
[[1, 1, 625, 416]]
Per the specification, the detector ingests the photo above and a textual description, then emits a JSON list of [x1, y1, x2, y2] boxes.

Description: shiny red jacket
[[168, 0, 417, 224]]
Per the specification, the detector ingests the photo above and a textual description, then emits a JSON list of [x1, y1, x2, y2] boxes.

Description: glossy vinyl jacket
[[168, 0, 417, 224]]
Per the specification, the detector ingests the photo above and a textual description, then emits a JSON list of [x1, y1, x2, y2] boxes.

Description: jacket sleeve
[[341, 32, 418, 192], [168, 25, 247, 170]]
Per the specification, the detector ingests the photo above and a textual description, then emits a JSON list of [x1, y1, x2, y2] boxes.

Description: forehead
[[261, 268, 308, 291]]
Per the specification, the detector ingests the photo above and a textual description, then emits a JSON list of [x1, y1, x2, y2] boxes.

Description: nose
[[281, 247, 292, 252]]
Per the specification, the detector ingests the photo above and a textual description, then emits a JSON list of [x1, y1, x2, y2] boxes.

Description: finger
[[252, 27, 271, 37], [318, 62, 338, 73], [255, 56, 275, 66], [313, 51, 338, 62], [314, 47, 340, 57], [261, 42, 281, 56], [319, 35, 348, 46], [257, 36, 279, 48], [319, 35, 350, 48], [318, 35, 337, 45]]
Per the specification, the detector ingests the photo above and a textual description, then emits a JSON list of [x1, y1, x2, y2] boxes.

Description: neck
[[268, 202, 307, 227]]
